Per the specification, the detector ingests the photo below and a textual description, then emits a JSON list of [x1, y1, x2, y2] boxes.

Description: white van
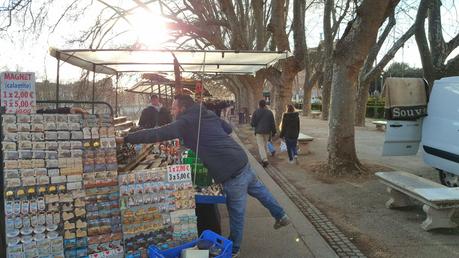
[[383, 76, 459, 186]]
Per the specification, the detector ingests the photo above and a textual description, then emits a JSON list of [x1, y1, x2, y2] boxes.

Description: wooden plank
[[118, 144, 154, 173], [115, 121, 134, 129], [114, 116, 127, 124]]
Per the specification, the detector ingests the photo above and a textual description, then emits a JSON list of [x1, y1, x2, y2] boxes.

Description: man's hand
[[115, 137, 125, 145], [70, 107, 89, 115]]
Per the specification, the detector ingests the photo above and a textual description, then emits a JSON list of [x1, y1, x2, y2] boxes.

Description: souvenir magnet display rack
[[0, 106, 7, 258]]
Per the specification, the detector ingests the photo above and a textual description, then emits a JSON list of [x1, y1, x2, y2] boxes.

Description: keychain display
[[1, 114, 204, 258], [2, 113, 88, 258], [81, 114, 123, 256], [119, 163, 197, 257]]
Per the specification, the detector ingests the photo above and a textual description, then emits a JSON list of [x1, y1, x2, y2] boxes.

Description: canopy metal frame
[[50, 48, 290, 116]]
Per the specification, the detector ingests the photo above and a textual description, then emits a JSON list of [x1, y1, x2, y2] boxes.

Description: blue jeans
[[222, 163, 285, 252], [285, 138, 298, 161]]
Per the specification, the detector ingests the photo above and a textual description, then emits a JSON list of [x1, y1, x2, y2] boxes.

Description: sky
[[0, 0, 458, 84]]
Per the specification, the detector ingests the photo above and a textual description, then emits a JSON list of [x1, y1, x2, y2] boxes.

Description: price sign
[[167, 164, 192, 183], [1, 72, 36, 114]]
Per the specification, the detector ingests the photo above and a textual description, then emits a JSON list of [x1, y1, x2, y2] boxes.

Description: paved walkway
[[216, 133, 338, 258]]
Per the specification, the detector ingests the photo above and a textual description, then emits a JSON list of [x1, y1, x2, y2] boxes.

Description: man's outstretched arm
[[122, 119, 184, 144]]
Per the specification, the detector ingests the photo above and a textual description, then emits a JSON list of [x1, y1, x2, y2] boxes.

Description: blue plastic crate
[[148, 230, 232, 258], [195, 194, 226, 204]]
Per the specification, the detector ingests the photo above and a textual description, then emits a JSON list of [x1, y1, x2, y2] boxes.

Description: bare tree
[[414, 0, 459, 88], [328, 0, 400, 175], [160, 0, 307, 125], [354, 8, 416, 126]]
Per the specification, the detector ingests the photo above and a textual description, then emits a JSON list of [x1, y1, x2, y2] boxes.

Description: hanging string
[[193, 52, 207, 186]]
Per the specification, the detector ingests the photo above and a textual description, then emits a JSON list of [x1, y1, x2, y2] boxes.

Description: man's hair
[[174, 94, 195, 109], [259, 99, 266, 108], [150, 94, 159, 100], [286, 104, 295, 113]]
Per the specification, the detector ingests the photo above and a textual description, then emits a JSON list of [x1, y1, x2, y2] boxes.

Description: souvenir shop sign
[[1, 72, 36, 114], [167, 164, 192, 183]]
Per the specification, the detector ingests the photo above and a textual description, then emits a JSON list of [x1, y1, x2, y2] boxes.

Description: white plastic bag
[[280, 141, 287, 152]]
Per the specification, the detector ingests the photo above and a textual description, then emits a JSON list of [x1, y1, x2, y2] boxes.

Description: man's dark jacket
[[279, 112, 300, 139], [251, 108, 276, 135], [138, 106, 172, 129], [125, 104, 248, 183]]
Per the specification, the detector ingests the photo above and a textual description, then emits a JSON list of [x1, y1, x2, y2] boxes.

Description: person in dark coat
[[279, 104, 300, 163], [138, 94, 172, 129], [251, 99, 276, 167], [116, 95, 290, 256]]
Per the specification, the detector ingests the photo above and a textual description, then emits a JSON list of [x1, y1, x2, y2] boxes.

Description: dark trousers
[[285, 138, 298, 161]]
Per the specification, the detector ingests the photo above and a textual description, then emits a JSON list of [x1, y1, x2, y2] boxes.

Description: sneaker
[[274, 214, 291, 230], [232, 250, 240, 258], [288, 159, 295, 164], [262, 161, 269, 167]]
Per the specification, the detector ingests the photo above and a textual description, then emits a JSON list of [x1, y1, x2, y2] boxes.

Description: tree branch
[[292, 0, 306, 70], [428, 0, 446, 67], [414, 0, 436, 81], [364, 23, 416, 83], [269, 0, 289, 51], [361, 11, 396, 76], [443, 54, 459, 77], [446, 34, 459, 56]]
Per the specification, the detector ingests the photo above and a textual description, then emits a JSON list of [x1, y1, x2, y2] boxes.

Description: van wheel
[[438, 169, 459, 187]]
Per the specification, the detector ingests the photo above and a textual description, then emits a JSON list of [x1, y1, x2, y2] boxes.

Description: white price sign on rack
[[167, 164, 192, 182], [1, 72, 36, 114]]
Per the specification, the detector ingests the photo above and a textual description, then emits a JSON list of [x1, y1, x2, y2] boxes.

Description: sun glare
[[129, 9, 169, 48]]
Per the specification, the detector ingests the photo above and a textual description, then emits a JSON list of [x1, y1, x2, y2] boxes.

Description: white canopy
[[49, 48, 291, 75]]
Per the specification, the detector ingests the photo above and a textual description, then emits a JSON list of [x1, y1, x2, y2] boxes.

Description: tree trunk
[[302, 80, 313, 116], [328, 63, 363, 175], [249, 85, 263, 113], [321, 61, 332, 120], [327, 0, 400, 175], [273, 81, 293, 128], [354, 79, 371, 126]]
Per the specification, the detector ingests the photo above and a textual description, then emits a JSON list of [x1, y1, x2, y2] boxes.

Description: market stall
[[0, 49, 290, 258]]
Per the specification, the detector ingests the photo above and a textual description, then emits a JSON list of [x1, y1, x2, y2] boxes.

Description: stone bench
[[310, 111, 322, 118], [376, 171, 459, 230], [297, 133, 314, 155], [372, 120, 387, 131]]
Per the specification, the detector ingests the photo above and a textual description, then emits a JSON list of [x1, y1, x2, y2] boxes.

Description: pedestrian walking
[[251, 99, 276, 167], [279, 104, 300, 164]]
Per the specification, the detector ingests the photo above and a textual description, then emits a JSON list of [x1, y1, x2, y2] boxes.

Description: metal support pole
[[92, 64, 96, 114], [115, 73, 119, 117], [56, 54, 60, 109], [158, 84, 162, 100]]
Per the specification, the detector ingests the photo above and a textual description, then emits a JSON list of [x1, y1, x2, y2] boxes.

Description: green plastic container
[[182, 154, 212, 187]]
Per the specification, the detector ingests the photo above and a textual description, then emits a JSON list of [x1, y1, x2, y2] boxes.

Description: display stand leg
[[196, 203, 221, 235]]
